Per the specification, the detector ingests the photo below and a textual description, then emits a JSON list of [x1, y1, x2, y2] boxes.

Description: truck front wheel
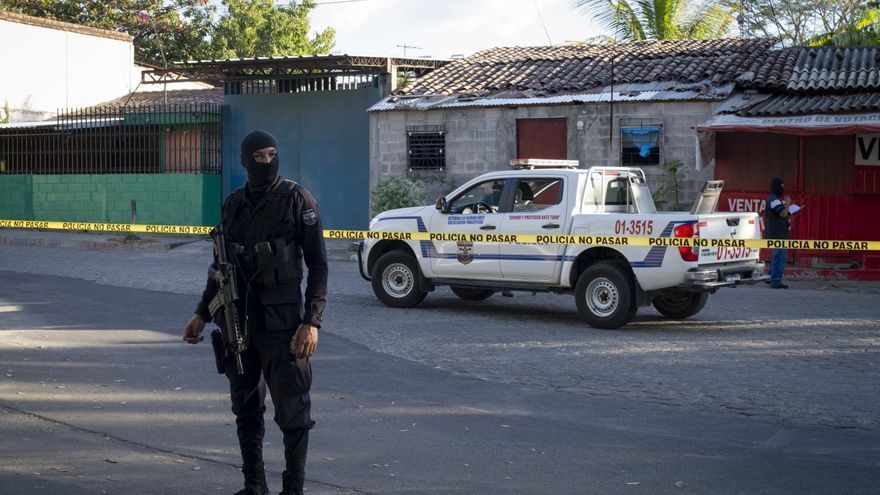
[[652, 290, 708, 319], [371, 250, 428, 308], [575, 262, 636, 329]]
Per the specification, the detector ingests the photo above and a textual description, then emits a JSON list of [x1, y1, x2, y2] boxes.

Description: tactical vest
[[220, 179, 304, 333]]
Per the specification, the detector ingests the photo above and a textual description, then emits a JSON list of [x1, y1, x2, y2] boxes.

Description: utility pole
[[738, 0, 749, 38], [396, 44, 423, 58]]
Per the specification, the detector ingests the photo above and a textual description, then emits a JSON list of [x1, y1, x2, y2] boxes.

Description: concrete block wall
[[576, 101, 715, 208], [0, 174, 221, 226], [370, 100, 716, 208], [0, 175, 33, 219]]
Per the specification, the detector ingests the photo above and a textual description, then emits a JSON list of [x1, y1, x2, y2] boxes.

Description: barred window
[[407, 125, 445, 171], [620, 125, 661, 166]]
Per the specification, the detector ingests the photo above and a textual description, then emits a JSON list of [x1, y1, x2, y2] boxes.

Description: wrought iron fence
[[225, 73, 379, 95], [0, 104, 222, 174]]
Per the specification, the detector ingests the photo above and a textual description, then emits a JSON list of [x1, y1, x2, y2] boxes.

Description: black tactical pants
[[225, 340, 314, 488]]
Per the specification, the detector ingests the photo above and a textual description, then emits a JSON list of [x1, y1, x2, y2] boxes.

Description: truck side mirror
[[435, 197, 449, 213]]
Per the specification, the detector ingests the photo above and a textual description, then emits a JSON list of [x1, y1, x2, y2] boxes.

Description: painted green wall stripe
[[0, 174, 220, 226]]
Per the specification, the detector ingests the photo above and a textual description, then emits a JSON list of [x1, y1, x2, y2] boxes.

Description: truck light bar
[[509, 158, 580, 169]]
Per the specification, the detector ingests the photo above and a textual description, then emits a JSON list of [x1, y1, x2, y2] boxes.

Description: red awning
[[697, 113, 880, 136]]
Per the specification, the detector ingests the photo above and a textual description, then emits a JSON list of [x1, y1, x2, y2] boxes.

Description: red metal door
[[715, 132, 799, 192], [516, 119, 567, 159]]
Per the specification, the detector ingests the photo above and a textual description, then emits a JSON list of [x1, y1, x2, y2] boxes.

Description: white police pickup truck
[[357, 159, 768, 329]]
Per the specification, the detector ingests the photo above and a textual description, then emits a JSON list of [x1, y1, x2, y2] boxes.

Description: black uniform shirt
[[764, 192, 790, 240], [195, 178, 328, 344]]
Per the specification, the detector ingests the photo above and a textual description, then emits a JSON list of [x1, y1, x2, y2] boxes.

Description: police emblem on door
[[457, 240, 474, 265]]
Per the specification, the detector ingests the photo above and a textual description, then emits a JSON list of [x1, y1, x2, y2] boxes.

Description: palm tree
[[575, 0, 735, 41], [807, 6, 880, 46]]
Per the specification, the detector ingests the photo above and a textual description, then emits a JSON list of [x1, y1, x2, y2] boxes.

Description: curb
[[0, 233, 186, 253], [0, 231, 358, 261]]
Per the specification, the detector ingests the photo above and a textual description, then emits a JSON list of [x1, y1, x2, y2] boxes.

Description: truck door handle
[[542, 223, 560, 229], [480, 225, 496, 230]]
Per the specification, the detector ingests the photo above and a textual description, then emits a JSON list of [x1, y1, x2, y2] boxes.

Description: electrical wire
[[533, 0, 553, 45]]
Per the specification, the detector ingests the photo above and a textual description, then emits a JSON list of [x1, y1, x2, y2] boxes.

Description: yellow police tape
[[326, 230, 879, 251], [0, 219, 212, 235], [1, 219, 878, 251]]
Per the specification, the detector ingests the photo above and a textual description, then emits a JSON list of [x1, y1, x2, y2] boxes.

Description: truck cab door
[[498, 177, 567, 283], [428, 178, 507, 280]]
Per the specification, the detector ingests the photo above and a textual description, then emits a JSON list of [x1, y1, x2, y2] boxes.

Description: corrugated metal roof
[[0, 120, 55, 130], [373, 82, 735, 111], [0, 117, 124, 130], [712, 91, 773, 114]]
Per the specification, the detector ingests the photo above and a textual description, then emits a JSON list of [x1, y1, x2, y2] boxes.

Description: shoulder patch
[[302, 208, 317, 226]]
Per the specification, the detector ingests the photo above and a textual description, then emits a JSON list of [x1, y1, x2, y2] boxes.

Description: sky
[[307, 0, 604, 59]]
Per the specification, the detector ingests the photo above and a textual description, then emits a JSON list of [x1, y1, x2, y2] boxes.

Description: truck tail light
[[674, 221, 700, 262]]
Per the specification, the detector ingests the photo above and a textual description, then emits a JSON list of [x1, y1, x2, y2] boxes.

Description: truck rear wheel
[[652, 290, 708, 319], [371, 250, 428, 308], [575, 262, 636, 329], [450, 286, 495, 301]]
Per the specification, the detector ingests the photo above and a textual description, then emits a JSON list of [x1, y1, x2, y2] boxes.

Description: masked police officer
[[766, 177, 791, 289], [183, 130, 328, 495]]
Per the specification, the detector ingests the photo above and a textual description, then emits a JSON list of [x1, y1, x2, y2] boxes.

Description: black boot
[[280, 470, 304, 495], [234, 484, 269, 495], [280, 428, 309, 494]]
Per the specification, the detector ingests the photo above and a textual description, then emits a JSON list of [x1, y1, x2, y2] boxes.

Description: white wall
[[0, 17, 135, 122]]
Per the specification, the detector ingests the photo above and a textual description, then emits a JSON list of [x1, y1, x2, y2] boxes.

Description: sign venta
[[856, 134, 880, 166]]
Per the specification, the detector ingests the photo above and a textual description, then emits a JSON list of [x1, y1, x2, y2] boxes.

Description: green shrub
[[370, 176, 427, 217], [653, 160, 685, 211]]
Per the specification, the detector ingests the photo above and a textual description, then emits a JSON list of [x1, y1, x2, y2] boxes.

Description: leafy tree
[[210, 0, 335, 59], [0, 0, 215, 64], [575, 0, 735, 41], [728, 0, 879, 46], [0, 100, 9, 124], [0, 0, 335, 63], [807, 2, 880, 46]]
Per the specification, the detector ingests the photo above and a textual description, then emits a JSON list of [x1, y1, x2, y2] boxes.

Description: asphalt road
[[1, 242, 878, 494]]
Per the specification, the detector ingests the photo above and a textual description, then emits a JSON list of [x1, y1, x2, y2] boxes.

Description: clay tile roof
[[738, 92, 880, 116], [729, 46, 880, 116], [398, 38, 779, 98], [93, 88, 224, 107], [785, 46, 880, 92]]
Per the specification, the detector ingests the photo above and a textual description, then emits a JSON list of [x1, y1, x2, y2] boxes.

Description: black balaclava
[[240, 130, 280, 193], [770, 177, 785, 197]]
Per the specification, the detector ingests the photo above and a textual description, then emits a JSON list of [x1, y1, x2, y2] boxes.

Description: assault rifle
[[208, 225, 246, 375]]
